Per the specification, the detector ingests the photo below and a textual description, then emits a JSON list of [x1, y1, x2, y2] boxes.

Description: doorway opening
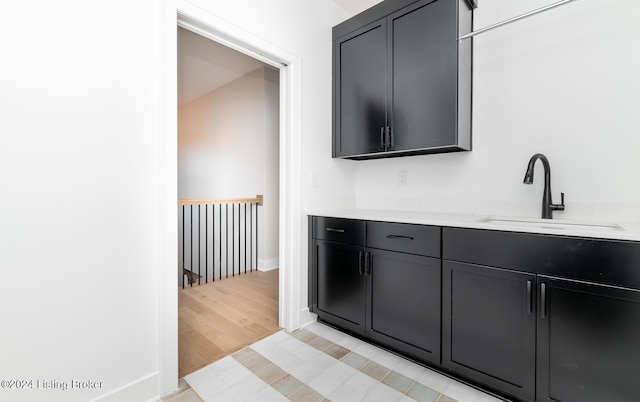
[[177, 25, 281, 378], [159, 9, 304, 396]]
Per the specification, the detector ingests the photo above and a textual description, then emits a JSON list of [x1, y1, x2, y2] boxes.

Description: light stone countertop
[[307, 208, 640, 242]]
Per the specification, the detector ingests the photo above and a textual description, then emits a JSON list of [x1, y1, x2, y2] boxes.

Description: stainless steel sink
[[477, 217, 623, 233]]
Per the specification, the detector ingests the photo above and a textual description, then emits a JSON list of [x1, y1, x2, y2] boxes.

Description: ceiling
[[332, 0, 383, 15], [177, 27, 271, 106], [177, 1, 383, 106]]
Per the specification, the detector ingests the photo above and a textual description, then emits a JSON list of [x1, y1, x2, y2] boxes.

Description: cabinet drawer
[[443, 227, 640, 289], [312, 216, 365, 245], [367, 221, 440, 257]]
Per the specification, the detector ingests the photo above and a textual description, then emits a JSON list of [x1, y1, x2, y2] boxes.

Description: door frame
[[156, 1, 303, 396]]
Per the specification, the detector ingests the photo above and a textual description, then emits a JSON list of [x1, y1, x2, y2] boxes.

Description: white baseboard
[[258, 258, 279, 272], [92, 372, 159, 402], [299, 307, 317, 330]]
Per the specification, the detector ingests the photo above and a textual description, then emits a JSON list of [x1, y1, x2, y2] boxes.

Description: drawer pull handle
[[326, 228, 345, 233], [386, 234, 414, 240]]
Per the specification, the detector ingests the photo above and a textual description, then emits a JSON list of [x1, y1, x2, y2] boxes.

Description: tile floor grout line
[[404, 379, 417, 396], [295, 328, 445, 401], [251, 330, 407, 400], [232, 346, 321, 400], [187, 324, 501, 402], [300, 326, 469, 402]]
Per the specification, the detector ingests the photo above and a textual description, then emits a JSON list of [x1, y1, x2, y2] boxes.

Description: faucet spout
[[523, 153, 565, 219]]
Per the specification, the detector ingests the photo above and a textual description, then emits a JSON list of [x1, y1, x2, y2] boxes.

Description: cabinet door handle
[[526, 280, 532, 315], [541, 283, 547, 319], [380, 127, 386, 149], [358, 251, 364, 275], [325, 228, 345, 233], [387, 126, 393, 147], [364, 252, 371, 276], [386, 234, 414, 240]]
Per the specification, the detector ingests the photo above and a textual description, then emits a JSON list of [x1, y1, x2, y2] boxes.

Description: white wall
[[176, 0, 360, 337], [178, 66, 280, 271], [181, 0, 358, 212], [0, 0, 353, 400], [7, 0, 633, 400], [263, 67, 281, 271], [0, 1, 162, 401], [354, 0, 640, 223]]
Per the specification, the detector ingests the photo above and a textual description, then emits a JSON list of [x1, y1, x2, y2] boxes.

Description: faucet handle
[[552, 192, 566, 212]]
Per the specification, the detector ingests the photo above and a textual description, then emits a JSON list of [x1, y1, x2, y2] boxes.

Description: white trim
[[91, 372, 159, 402], [299, 307, 318, 330], [278, 53, 303, 333], [158, 1, 303, 397], [176, 15, 285, 69], [157, 0, 178, 397], [258, 258, 280, 272]]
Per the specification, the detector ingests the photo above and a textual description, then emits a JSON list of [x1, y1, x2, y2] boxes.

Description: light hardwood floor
[[178, 269, 280, 378]]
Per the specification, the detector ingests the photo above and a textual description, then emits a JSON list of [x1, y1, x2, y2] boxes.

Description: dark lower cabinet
[[311, 220, 640, 402], [443, 261, 536, 402], [537, 276, 640, 402], [313, 240, 365, 333], [443, 227, 640, 402], [368, 249, 441, 364], [310, 216, 442, 364]]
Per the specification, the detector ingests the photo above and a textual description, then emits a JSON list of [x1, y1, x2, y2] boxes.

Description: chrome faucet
[[523, 153, 565, 219]]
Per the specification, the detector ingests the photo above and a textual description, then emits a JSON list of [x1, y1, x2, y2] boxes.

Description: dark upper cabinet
[[537, 276, 640, 402], [443, 261, 536, 402], [333, 0, 473, 160], [334, 20, 387, 156]]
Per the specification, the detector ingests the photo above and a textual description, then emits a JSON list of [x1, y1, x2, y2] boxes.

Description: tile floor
[[179, 322, 505, 402]]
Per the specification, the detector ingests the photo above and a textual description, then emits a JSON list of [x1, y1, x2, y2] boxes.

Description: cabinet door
[[389, 0, 457, 151], [367, 249, 441, 364], [537, 277, 640, 402], [443, 261, 536, 402], [314, 240, 366, 333], [334, 20, 387, 157]]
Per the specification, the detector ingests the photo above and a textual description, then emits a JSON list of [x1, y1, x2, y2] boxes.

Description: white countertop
[[307, 208, 640, 242]]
